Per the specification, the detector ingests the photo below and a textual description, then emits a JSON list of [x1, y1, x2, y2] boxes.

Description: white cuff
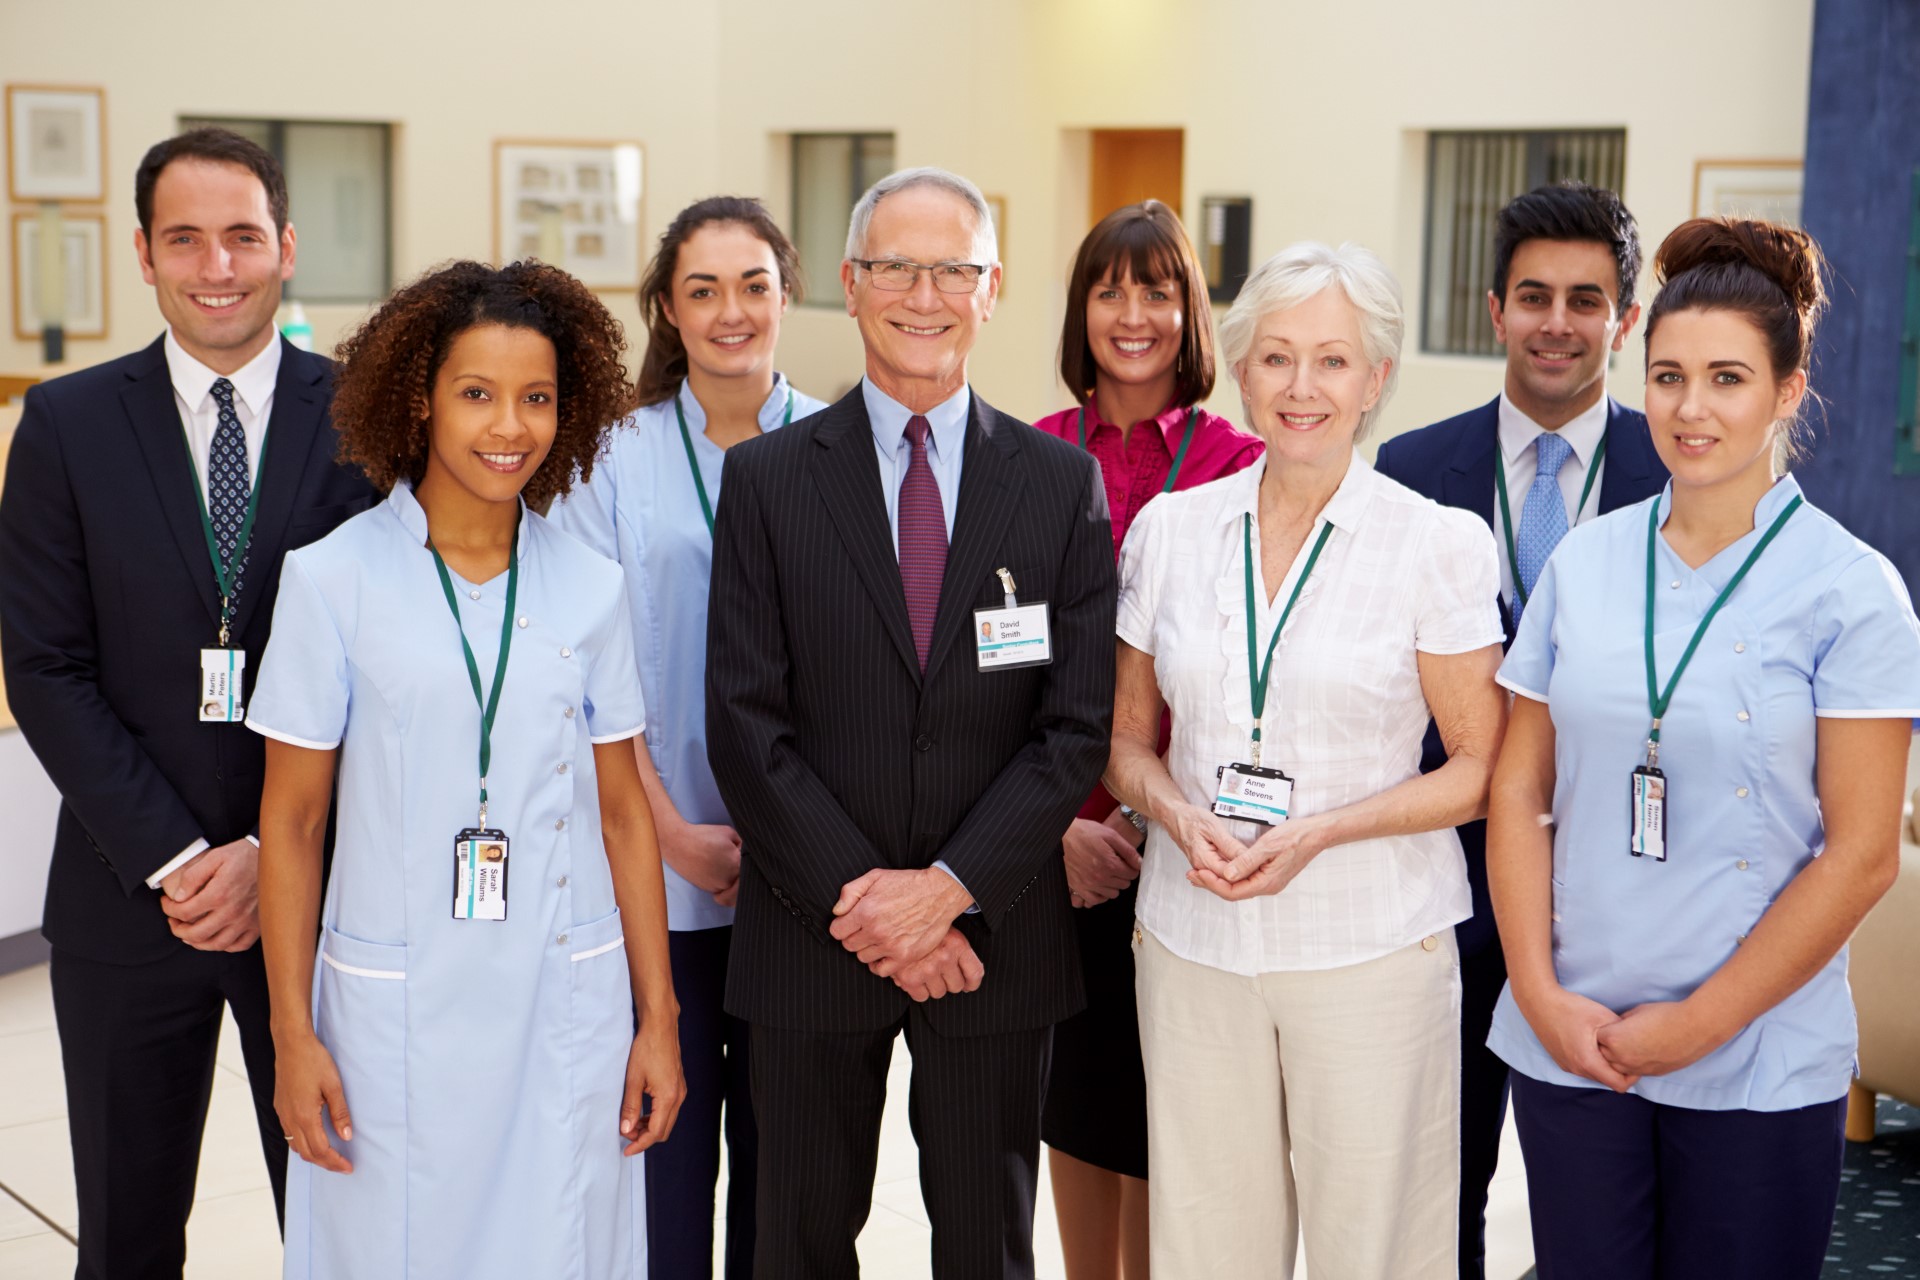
[[148, 839, 209, 889]]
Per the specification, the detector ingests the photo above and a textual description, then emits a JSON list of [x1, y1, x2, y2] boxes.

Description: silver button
[[1736, 710, 1750, 722], [517, 616, 529, 629], [468, 589, 482, 601], [563, 706, 575, 719], [556, 933, 569, 945], [1551, 911, 1562, 923], [1737, 933, 1748, 944], [557, 762, 570, 775], [556, 875, 568, 888], [1670, 580, 1681, 590], [555, 818, 567, 831], [559, 646, 572, 658], [1736, 787, 1750, 798], [1736, 859, 1749, 870], [1734, 642, 1746, 653]]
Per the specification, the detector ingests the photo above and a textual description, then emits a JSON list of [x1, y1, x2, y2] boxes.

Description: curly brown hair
[[332, 260, 633, 508]]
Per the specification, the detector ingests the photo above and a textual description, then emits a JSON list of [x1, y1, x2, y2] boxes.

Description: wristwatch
[[1118, 804, 1148, 842]]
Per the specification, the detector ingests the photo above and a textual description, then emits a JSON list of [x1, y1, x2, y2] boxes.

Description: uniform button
[[1736, 787, 1750, 798], [1736, 859, 1749, 870], [1551, 911, 1562, 923], [557, 762, 570, 774], [1736, 933, 1748, 944], [1736, 710, 1750, 722], [1670, 580, 1681, 590], [1734, 642, 1746, 653], [564, 706, 575, 718], [556, 933, 569, 945], [555, 818, 567, 831], [560, 646, 573, 658], [1420, 935, 1438, 952], [556, 875, 568, 888], [517, 616, 529, 629], [468, 589, 482, 601], [914, 734, 934, 752]]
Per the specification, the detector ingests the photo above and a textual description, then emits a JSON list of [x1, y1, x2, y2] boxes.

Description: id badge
[[974, 602, 1052, 671], [453, 828, 510, 920], [199, 648, 246, 722], [1212, 763, 1294, 827], [1630, 766, 1667, 861]]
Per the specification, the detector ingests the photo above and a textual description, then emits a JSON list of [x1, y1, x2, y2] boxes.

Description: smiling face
[[1236, 287, 1388, 469], [419, 324, 560, 507], [661, 221, 788, 384], [1489, 239, 1639, 429], [841, 184, 999, 408], [135, 159, 296, 374], [1085, 270, 1183, 409], [1644, 307, 1804, 493]]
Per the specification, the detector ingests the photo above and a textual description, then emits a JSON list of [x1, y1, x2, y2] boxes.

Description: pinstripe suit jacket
[[707, 385, 1116, 1036]]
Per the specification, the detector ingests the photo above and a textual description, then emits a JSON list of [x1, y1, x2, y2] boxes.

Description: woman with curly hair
[[551, 197, 825, 1279], [248, 259, 684, 1279]]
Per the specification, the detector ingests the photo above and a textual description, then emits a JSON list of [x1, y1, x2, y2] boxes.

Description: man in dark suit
[[706, 167, 1115, 1280], [1373, 180, 1667, 1280], [0, 129, 374, 1280]]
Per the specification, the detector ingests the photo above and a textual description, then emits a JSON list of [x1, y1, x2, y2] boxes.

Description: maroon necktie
[[898, 414, 948, 670]]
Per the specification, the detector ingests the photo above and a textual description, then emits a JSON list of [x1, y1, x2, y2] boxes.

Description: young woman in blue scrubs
[[551, 196, 826, 1280], [251, 261, 684, 1279], [1487, 218, 1920, 1279]]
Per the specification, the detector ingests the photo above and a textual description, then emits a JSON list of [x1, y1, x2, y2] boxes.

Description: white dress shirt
[[1495, 391, 1607, 607], [147, 331, 281, 889], [1116, 451, 1504, 974]]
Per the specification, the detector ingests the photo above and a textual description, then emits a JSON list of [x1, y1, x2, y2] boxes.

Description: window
[[180, 117, 392, 303], [791, 133, 895, 305], [1422, 129, 1627, 356], [1899, 169, 1920, 475]]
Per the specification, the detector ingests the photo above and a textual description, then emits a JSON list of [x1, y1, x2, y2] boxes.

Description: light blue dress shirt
[[247, 481, 651, 1277], [1490, 474, 1920, 1111], [862, 378, 968, 550], [550, 373, 827, 931]]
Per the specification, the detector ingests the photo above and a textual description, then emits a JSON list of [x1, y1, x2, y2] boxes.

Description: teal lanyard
[[1078, 405, 1199, 495], [180, 425, 271, 647], [1495, 430, 1608, 609], [676, 386, 793, 535], [429, 520, 520, 828], [1241, 517, 1335, 767], [1640, 494, 1800, 766]]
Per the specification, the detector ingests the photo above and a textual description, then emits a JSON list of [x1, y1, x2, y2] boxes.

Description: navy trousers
[[647, 926, 757, 1280], [1510, 1070, 1846, 1280]]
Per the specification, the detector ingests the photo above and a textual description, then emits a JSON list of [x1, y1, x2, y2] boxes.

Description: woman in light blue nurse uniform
[[552, 195, 825, 1280], [1487, 219, 1920, 1279], [250, 261, 684, 1280]]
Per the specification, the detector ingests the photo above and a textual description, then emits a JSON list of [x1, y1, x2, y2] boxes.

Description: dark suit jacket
[[1374, 394, 1667, 955], [706, 386, 1116, 1037], [0, 335, 376, 965]]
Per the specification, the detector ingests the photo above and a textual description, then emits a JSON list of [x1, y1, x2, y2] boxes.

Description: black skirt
[[1041, 880, 1147, 1179]]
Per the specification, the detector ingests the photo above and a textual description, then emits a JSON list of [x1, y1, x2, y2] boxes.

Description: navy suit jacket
[[0, 336, 376, 964], [1373, 394, 1667, 955]]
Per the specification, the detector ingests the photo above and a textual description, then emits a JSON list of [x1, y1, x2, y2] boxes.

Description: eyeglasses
[[852, 258, 989, 294]]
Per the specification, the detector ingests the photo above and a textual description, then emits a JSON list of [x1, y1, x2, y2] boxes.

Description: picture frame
[[983, 193, 1007, 295], [1692, 159, 1803, 227], [11, 209, 108, 340], [492, 139, 644, 289], [1200, 195, 1253, 303], [6, 85, 107, 203]]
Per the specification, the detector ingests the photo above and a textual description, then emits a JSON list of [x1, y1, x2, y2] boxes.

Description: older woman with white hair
[[1103, 242, 1508, 1277]]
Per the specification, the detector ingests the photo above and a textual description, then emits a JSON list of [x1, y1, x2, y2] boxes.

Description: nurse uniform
[[248, 480, 649, 1280]]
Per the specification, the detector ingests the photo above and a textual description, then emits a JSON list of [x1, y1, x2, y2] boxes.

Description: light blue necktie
[[1513, 432, 1573, 624], [207, 377, 252, 603]]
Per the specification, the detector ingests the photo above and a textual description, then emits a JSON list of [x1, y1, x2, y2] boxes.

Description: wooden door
[[1088, 129, 1184, 228]]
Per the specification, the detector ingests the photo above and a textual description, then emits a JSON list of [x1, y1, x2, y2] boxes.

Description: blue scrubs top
[[248, 482, 650, 1278], [551, 374, 826, 931], [1490, 475, 1920, 1111]]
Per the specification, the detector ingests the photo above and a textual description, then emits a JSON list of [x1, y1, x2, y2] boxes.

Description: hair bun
[[1654, 217, 1824, 317]]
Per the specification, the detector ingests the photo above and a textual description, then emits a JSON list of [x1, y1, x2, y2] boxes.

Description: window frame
[[790, 131, 895, 309]]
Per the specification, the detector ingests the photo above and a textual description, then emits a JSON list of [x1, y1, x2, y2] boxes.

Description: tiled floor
[[0, 960, 1534, 1278]]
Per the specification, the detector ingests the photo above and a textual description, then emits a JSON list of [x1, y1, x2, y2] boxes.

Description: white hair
[[1218, 241, 1405, 440], [844, 166, 998, 266]]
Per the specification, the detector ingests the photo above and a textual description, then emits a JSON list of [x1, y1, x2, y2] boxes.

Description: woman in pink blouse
[[1032, 200, 1261, 1280]]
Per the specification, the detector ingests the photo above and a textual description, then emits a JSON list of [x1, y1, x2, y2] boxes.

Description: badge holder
[[453, 817, 511, 920], [199, 644, 246, 722], [1629, 730, 1667, 862], [975, 567, 1053, 671], [1212, 762, 1294, 827]]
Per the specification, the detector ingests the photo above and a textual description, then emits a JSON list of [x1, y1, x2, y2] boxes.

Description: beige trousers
[[1135, 928, 1461, 1279]]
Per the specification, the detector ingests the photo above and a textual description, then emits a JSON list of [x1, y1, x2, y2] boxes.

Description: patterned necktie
[[898, 414, 948, 671], [207, 377, 252, 608], [1514, 431, 1574, 622]]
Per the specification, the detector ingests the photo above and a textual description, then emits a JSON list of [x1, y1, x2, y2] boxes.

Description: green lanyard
[[1495, 431, 1608, 609], [180, 425, 271, 647], [676, 386, 794, 535], [1078, 405, 1198, 495], [1640, 494, 1800, 766], [1241, 516, 1335, 767], [430, 521, 520, 828]]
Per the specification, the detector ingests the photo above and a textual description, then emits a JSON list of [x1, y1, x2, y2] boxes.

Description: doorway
[[1088, 129, 1184, 228]]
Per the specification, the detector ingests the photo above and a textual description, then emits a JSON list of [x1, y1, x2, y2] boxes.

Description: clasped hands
[[1523, 985, 1728, 1092], [1166, 802, 1334, 901], [830, 868, 983, 1003], [158, 837, 262, 951]]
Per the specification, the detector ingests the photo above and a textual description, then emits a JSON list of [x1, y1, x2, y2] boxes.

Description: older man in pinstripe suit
[[706, 167, 1117, 1279]]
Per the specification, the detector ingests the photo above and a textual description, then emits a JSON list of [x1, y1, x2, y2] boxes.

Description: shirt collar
[[387, 478, 534, 561], [673, 373, 800, 436], [1214, 448, 1377, 533], [1654, 471, 1806, 531], [863, 378, 971, 459], [1497, 391, 1609, 468], [164, 328, 282, 419], [1084, 398, 1194, 449]]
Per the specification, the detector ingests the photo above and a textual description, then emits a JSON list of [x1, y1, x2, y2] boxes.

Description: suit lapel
[[228, 341, 325, 640], [122, 336, 221, 629], [808, 390, 922, 680], [923, 397, 1023, 682], [1441, 397, 1501, 533], [1598, 397, 1661, 513]]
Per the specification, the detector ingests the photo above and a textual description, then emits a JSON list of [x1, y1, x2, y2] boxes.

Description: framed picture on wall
[[492, 139, 644, 289], [11, 210, 108, 340], [1692, 159, 1803, 227], [1201, 195, 1252, 302], [6, 85, 106, 202]]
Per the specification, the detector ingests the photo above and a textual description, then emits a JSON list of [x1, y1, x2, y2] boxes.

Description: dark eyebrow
[[683, 272, 718, 283], [1708, 360, 1755, 372], [740, 266, 770, 279], [1513, 278, 1607, 296], [1649, 359, 1681, 370]]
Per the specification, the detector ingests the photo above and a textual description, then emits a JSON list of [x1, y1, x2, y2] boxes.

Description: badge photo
[[453, 828, 511, 920], [199, 647, 246, 722]]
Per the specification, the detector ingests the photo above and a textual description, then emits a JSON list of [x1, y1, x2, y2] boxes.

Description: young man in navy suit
[[1373, 181, 1667, 1280], [0, 129, 374, 1279]]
